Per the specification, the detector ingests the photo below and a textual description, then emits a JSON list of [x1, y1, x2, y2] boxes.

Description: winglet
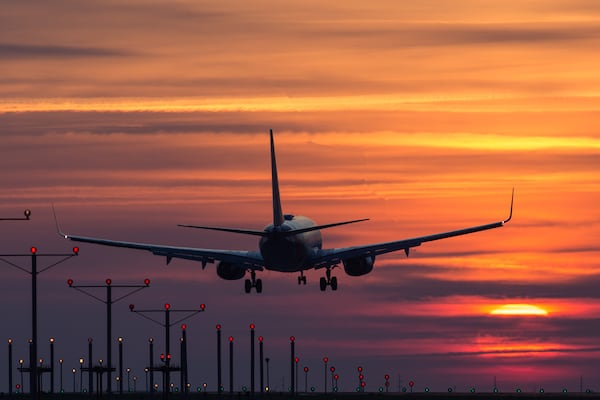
[[502, 188, 514, 224], [52, 203, 68, 238], [270, 129, 285, 227]]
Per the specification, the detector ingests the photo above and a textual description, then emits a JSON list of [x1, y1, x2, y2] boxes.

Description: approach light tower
[[0, 245, 79, 400], [68, 278, 150, 399], [129, 303, 206, 400]]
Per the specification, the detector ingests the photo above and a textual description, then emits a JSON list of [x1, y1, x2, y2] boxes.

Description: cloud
[[0, 43, 134, 59]]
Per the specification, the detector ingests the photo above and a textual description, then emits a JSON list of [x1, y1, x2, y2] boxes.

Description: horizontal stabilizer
[[178, 218, 369, 238], [177, 224, 269, 237]]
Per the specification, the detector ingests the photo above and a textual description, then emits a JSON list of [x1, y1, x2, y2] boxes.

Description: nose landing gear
[[297, 271, 307, 285], [319, 267, 338, 291], [244, 270, 263, 294]]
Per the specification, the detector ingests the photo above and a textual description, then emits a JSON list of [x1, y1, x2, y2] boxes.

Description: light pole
[[19, 359, 24, 393], [216, 325, 222, 394], [180, 326, 188, 394], [144, 368, 149, 392], [228, 336, 234, 394], [322, 357, 328, 394], [265, 357, 270, 392], [118, 337, 123, 395], [79, 358, 84, 393], [258, 335, 264, 393], [250, 323, 255, 394], [289, 336, 295, 395], [72, 368, 76, 393], [38, 358, 44, 392], [8, 338, 13, 396], [59, 358, 63, 393], [294, 357, 299, 395], [148, 338, 154, 392], [0, 246, 79, 400], [49, 338, 55, 393], [330, 366, 335, 392], [303, 367, 309, 393], [127, 368, 131, 392], [88, 338, 93, 395]]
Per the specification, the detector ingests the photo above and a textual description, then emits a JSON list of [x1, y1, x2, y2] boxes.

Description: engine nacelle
[[216, 261, 246, 280], [342, 256, 374, 276]]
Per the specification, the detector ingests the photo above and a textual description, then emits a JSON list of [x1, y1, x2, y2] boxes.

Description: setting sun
[[490, 304, 549, 316]]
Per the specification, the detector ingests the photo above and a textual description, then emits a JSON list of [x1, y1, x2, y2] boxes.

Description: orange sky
[[1, 0, 600, 393]]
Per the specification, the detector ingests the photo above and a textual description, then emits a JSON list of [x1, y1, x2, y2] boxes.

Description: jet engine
[[216, 261, 246, 280], [342, 256, 374, 276]]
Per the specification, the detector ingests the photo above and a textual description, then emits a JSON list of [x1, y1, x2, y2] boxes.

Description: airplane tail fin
[[270, 129, 285, 227]]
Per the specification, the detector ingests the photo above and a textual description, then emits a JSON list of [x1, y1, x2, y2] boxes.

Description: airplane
[[59, 130, 513, 294]]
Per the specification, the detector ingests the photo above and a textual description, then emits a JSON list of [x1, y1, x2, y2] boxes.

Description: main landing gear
[[245, 270, 263, 294], [319, 267, 338, 291], [298, 271, 307, 285]]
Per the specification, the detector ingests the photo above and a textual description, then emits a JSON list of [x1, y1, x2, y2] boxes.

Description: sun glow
[[490, 304, 549, 316]]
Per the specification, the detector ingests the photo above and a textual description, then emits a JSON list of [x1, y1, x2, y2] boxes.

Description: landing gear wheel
[[319, 277, 327, 291], [244, 270, 263, 294], [302, 276, 307, 285], [256, 279, 263, 293], [319, 267, 339, 291], [331, 276, 338, 291]]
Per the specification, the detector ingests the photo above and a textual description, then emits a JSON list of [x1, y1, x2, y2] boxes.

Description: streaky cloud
[[0, 43, 135, 59]]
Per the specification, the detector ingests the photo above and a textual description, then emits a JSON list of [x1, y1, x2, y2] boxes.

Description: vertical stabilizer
[[270, 129, 285, 227]]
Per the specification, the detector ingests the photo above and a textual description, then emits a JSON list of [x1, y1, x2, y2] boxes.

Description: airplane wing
[[311, 190, 514, 270], [61, 234, 265, 270]]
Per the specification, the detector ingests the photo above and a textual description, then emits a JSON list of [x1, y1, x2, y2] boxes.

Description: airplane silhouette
[[61, 130, 513, 293]]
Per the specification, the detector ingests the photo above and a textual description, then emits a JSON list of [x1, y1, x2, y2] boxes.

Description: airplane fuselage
[[259, 215, 322, 272]]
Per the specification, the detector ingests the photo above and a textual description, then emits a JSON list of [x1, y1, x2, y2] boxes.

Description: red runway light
[[323, 357, 328, 363], [200, 303, 206, 311], [330, 367, 335, 373], [250, 323, 255, 330], [216, 324, 221, 330], [181, 324, 187, 330], [165, 303, 170, 310], [30, 246, 37, 254], [304, 367, 309, 372], [67, 279, 73, 286], [106, 278, 111, 286], [290, 336, 295, 342], [129, 304, 135, 311], [228, 336, 234, 342], [144, 278, 150, 286], [72, 247, 79, 254], [258, 336, 263, 342]]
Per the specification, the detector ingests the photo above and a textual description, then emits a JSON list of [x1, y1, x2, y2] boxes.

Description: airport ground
[[5, 392, 600, 400]]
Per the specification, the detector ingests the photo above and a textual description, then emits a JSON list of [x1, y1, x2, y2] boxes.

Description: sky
[[1, 0, 600, 394]]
